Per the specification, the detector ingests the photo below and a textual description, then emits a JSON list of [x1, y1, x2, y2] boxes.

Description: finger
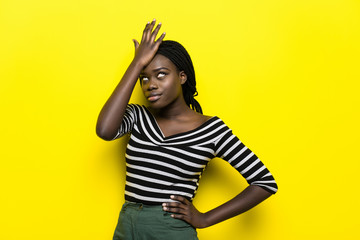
[[170, 195, 189, 205], [141, 21, 151, 42], [163, 201, 185, 209], [144, 19, 156, 41], [163, 206, 185, 214], [155, 32, 166, 46], [150, 22, 162, 42], [171, 213, 186, 221], [149, 18, 156, 31], [132, 39, 139, 50]]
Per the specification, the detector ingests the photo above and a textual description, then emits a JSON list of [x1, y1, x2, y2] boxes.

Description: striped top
[[113, 104, 278, 205]]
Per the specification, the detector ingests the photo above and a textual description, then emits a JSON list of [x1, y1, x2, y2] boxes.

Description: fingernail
[[170, 195, 174, 199], [158, 22, 162, 25], [162, 203, 166, 207], [171, 214, 174, 217], [163, 207, 167, 210]]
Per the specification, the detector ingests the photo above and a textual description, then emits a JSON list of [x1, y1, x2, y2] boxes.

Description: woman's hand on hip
[[162, 195, 209, 229], [132, 19, 166, 67]]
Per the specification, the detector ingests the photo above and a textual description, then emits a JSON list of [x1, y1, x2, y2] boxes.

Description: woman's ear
[[179, 71, 187, 85]]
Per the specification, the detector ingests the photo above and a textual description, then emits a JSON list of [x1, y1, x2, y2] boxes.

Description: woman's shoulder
[[202, 114, 213, 122], [191, 112, 227, 131], [127, 103, 151, 114], [197, 114, 232, 132], [192, 111, 213, 124]]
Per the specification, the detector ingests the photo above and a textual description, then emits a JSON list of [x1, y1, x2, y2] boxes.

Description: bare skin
[[163, 186, 271, 228], [139, 53, 212, 137], [96, 19, 273, 229], [96, 19, 166, 140], [96, 19, 209, 139]]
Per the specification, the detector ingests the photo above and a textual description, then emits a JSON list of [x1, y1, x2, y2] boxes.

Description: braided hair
[[156, 40, 202, 114]]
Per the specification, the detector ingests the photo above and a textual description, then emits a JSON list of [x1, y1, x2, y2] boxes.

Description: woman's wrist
[[129, 58, 146, 72], [201, 211, 217, 228]]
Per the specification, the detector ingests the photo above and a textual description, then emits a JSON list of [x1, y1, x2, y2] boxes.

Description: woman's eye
[[140, 76, 149, 82], [157, 72, 166, 78]]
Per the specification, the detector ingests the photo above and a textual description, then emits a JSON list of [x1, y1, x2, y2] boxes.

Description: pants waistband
[[123, 201, 164, 211]]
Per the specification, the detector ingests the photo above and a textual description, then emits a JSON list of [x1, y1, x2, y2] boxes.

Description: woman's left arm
[[163, 185, 272, 228], [163, 122, 277, 228]]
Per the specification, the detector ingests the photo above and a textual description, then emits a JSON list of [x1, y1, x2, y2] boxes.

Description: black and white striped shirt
[[113, 104, 278, 205]]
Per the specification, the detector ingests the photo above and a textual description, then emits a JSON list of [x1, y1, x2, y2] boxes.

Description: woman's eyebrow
[[151, 67, 170, 72], [141, 67, 170, 75]]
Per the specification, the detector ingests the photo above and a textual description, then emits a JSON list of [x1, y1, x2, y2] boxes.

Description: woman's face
[[139, 54, 186, 109]]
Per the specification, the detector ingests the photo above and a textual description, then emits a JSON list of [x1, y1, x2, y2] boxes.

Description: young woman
[[96, 19, 278, 240]]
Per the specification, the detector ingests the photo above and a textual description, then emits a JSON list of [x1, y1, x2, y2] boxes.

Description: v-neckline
[[143, 106, 217, 140]]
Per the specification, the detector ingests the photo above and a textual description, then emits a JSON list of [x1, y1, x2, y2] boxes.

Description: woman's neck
[[149, 99, 195, 120]]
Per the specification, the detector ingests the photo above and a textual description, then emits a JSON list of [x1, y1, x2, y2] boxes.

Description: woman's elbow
[[96, 125, 116, 141]]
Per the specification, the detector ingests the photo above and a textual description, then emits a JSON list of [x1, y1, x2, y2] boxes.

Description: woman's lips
[[147, 94, 161, 102]]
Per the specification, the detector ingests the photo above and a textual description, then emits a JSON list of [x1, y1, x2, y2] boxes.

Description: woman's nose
[[147, 78, 158, 90]]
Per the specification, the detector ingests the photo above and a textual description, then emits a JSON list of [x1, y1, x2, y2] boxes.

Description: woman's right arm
[[96, 20, 165, 140]]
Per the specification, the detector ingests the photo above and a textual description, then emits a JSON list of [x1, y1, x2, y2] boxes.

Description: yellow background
[[1, 0, 359, 239]]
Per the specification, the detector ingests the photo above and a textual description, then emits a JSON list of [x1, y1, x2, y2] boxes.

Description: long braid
[[156, 41, 203, 114]]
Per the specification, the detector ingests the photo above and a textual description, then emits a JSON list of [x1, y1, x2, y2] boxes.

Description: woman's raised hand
[[96, 19, 165, 141], [132, 19, 166, 67]]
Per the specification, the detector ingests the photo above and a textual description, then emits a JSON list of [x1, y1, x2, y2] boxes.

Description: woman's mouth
[[147, 94, 161, 102]]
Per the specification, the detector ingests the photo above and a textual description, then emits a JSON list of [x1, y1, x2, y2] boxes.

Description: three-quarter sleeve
[[214, 128, 278, 194], [112, 104, 138, 140]]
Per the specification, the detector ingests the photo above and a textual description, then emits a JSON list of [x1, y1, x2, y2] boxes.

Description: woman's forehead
[[142, 54, 177, 74]]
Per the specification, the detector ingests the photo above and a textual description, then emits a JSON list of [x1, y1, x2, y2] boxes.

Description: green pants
[[113, 202, 199, 240]]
